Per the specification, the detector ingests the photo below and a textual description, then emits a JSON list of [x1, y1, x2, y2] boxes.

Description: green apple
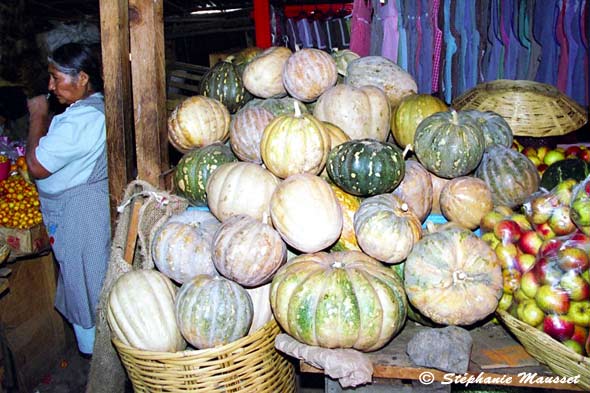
[[510, 213, 533, 231], [481, 232, 500, 250], [567, 300, 590, 327], [553, 178, 577, 206], [520, 270, 540, 298], [571, 198, 590, 227], [560, 272, 590, 301], [548, 206, 577, 236], [497, 291, 513, 311], [527, 194, 556, 225], [480, 210, 506, 233], [537, 146, 550, 161], [517, 299, 545, 327], [535, 284, 570, 314], [562, 339, 584, 354], [543, 149, 566, 166]]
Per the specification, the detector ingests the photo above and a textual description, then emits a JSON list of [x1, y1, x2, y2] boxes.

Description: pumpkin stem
[[450, 109, 459, 124], [294, 101, 302, 117], [402, 144, 412, 158], [400, 203, 409, 212], [425, 221, 437, 234], [452, 270, 469, 284], [224, 55, 235, 63], [332, 261, 343, 269]]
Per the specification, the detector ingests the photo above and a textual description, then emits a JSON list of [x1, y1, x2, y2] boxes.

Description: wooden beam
[[253, 0, 271, 48], [129, 0, 169, 189], [99, 0, 134, 226]]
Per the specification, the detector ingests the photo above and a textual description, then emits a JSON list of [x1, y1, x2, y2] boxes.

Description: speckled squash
[[229, 107, 274, 163], [199, 59, 250, 113], [168, 95, 231, 153], [246, 283, 273, 334], [392, 160, 433, 222], [329, 184, 361, 252], [107, 270, 186, 352], [430, 172, 451, 214], [269, 174, 342, 253], [175, 275, 253, 349], [206, 162, 281, 223], [464, 110, 513, 149], [475, 145, 540, 208], [241, 97, 308, 117], [283, 48, 338, 102], [173, 143, 237, 206], [414, 110, 485, 178], [313, 84, 391, 142], [404, 228, 503, 325], [212, 214, 287, 287], [260, 104, 330, 178], [391, 94, 448, 149], [270, 250, 407, 352], [439, 176, 493, 230], [242, 46, 291, 98], [327, 139, 405, 197], [354, 194, 422, 263], [152, 210, 220, 283], [345, 55, 417, 108]]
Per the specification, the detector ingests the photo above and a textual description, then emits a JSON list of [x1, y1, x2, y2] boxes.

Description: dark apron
[[38, 94, 110, 328]]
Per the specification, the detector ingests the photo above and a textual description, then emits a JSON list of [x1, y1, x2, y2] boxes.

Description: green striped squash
[[173, 143, 237, 206], [175, 274, 253, 349], [241, 97, 308, 117], [414, 110, 485, 178], [327, 139, 405, 197], [199, 59, 250, 113], [475, 144, 540, 208], [270, 251, 407, 352], [464, 110, 513, 149]]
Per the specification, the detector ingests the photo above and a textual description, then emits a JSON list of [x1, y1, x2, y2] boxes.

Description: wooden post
[[253, 0, 271, 48], [129, 0, 169, 189], [99, 0, 135, 225]]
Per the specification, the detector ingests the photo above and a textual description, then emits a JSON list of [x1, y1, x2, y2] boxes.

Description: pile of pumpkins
[[107, 46, 544, 354]]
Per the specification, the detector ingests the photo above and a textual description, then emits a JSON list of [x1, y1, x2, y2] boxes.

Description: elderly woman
[[25, 42, 110, 357]]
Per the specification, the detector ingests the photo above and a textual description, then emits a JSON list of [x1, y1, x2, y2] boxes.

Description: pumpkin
[[269, 173, 342, 253], [404, 228, 503, 325], [246, 283, 273, 335], [331, 48, 360, 77], [260, 103, 330, 178], [176, 274, 253, 349], [212, 214, 287, 287], [199, 59, 250, 113], [168, 96, 231, 153], [345, 55, 417, 108], [391, 94, 448, 149], [107, 270, 186, 352], [241, 97, 308, 117], [414, 110, 485, 178], [206, 162, 281, 223], [475, 145, 540, 208], [390, 262, 436, 326], [327, 139, 405, 197], [229, 107, 274, 163], [173, 143, 237, 206], [323, 121, 351, 148], [354, 193, 422, 263], [430, 172, 451, 214], [313, 84, 391, 142], [270, 250, 407, 352], [329, 184, 361, 251], [439, 176, 493, 230], [464, 110, 513, 149], [242, 46, 291, 98], [231, 46, 264, 75], [392, 160, 433, 222], [283, 48, 338, 102], [540, 158, 589, 190], [152, 210, 220, 283]]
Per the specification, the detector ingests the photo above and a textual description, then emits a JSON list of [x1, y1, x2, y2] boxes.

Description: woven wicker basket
[[496, 310, 590, 390], [113, 319, 296, 393], [452, 80, 588, 137]]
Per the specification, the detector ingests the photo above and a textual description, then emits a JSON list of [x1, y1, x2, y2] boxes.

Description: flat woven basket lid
[[452, 79, 588, 137]]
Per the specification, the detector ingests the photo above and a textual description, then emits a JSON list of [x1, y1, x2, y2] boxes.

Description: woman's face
[[48, 64, 89, 105]]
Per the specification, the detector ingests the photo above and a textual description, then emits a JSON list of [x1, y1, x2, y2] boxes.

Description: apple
[[537, 146, 550, 161], [557, 247, 590, 272], [513, 287, 531, 303], [527, 194, 558, 225], [538, 238, 563, 258], [562, 339, 585, 354], [560, 272, 590, 301], [571, 197, 590, 227], [567, 300, 590, 327], [518, 231, 543, 255], [583, 269, 590, 285], [528, 155, 542, 167], [516, 253, 537, 273], [578, 149, 590, 163], [544, 150, 566, 166], [571, 325, 589, 347], [512, 140, 525, 152], [533, 257, 563, 285], [548, 206, 577, 236], [543, 314, 575, 341], [522, 146, 538, 158], [537, 163, 549, 175], [510, 213, 533, 231], [554, 178, 577, 205], [535, 284, 570, 314], [586, 331, 590, 355], [494, 220, 522, 243], [565, 145, 583, 157], [517, 299, 545, 327], [481, 232, 501, 250], [535, 222, 557, 241], [480, 210, 506, 233], [497, 291, 513, 311], [520, 270, 541, 298], [495, 243, 519, 269]]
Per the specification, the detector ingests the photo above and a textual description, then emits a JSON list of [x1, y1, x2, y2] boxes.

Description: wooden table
[[300, 322, 583, 392]]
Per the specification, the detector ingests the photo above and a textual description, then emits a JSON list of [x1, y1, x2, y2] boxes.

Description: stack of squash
[[107, 47, 542, 354]]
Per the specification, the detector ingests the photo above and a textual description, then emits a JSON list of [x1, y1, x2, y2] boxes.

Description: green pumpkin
[[231, 47, 264, 75], [199, 60, 251, 113], [173, 143, 237, 206], [414, 110, 485, 178], [475, 144, 540, 208], [464, 110, 513, 149], [241, 97, 308, 117], [327, 139, 405, 197], [540, 158, 589, 190]]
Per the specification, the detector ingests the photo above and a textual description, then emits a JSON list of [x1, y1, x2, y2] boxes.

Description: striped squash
[[229, 107, 274, 163], [282, 48, 338, 102], [464, 110, 513, 149], [391, 94, 448, 149], [329, 183, 361, 252], [392, 160, 433, 222], [241, 97, 308, 117], [199, 59, 250, 113], [242, 46, 291, 98], [439, 176, 493, 230]]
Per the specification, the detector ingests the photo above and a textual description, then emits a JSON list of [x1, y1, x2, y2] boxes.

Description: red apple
[[533, 257, 564, 286], [578, 149, 590, 163], [528, 194, 558, 225], [535, 222, 556, 241], [520, 270, 541, 298], [522, 146, 538, 158], [518, 231, 543, 255], [543, 314, 575, 341], [567, 300, 590, 327], [537, 163, 549, 175], [548, 206, 577, 236], [538, 238, 564, 257], [560, 272, 590, 301], [535, 284, 570, 314], [565, 145, 582, 157], [562, 339, 584, 354], [494, 220, 522, 243], [516, 253, 537, 273], [557, 247, 590, 272], [510, 213, 533, 231], [571, 324, 589, 346], [517, 299, 545, 327], [480, 210, 506, 233]]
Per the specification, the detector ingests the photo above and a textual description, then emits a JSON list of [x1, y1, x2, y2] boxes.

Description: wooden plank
[[0, 278, 7, 295], [99, 0, 134, 223], [129, 0, 169, 189]]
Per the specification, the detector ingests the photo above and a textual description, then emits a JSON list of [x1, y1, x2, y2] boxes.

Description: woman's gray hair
[[47, 56, 80, 76]]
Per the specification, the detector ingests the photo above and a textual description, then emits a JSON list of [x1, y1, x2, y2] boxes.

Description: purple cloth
[[380, 0, 400, 62], [286, 18, 303, 51], [432, 0, 443, 92], [350, 0, 372, 56], [297, 18, 314, 48], [565, 0, 583, 102], [556, 0, 569, 92], [418, 0, 434, 93], [485, 0, 504, 81], [312, 19, 328, 50], [443, 0, 457, 103], [534, 1, 560, 85]]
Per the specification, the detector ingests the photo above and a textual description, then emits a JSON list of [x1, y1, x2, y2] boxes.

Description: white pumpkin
[[282, 48, 338, 102], [242, 46, 291, 98]]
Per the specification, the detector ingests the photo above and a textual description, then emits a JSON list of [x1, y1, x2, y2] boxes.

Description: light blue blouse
[[35, 93, 106, 195]]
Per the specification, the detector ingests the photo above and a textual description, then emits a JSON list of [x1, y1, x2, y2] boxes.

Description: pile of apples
[[481, 179, 590, 355], [512, 140, 590, 175]]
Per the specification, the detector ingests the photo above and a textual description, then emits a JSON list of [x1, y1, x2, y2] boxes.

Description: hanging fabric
[[581, 0, 589, 104], [534, 1, 560, 84], [417, 0, 433, 93], [285, 17, 303, 51], [405, 0, 419, 78], [527, 0, 543, 80], [297, 16, 315, 48], [442, 0, 457, 103], [396, 0, 409, 70], [565, 0, 581, 100], [370, 0, 385, 56], [431, 0, 443, 92], [555, 0, 569, 91], [380, 0, 399, 62], [350, 0, 373, 56], [515, 0, 532, 80]]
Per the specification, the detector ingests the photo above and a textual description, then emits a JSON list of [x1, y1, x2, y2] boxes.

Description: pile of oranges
[[0, 157, 43, 229]]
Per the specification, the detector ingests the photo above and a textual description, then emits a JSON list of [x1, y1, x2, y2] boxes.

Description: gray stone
[[406, 326, 473, 373]]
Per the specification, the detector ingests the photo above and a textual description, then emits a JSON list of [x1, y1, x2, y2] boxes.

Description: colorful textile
[[350, 0, 372, 56]]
